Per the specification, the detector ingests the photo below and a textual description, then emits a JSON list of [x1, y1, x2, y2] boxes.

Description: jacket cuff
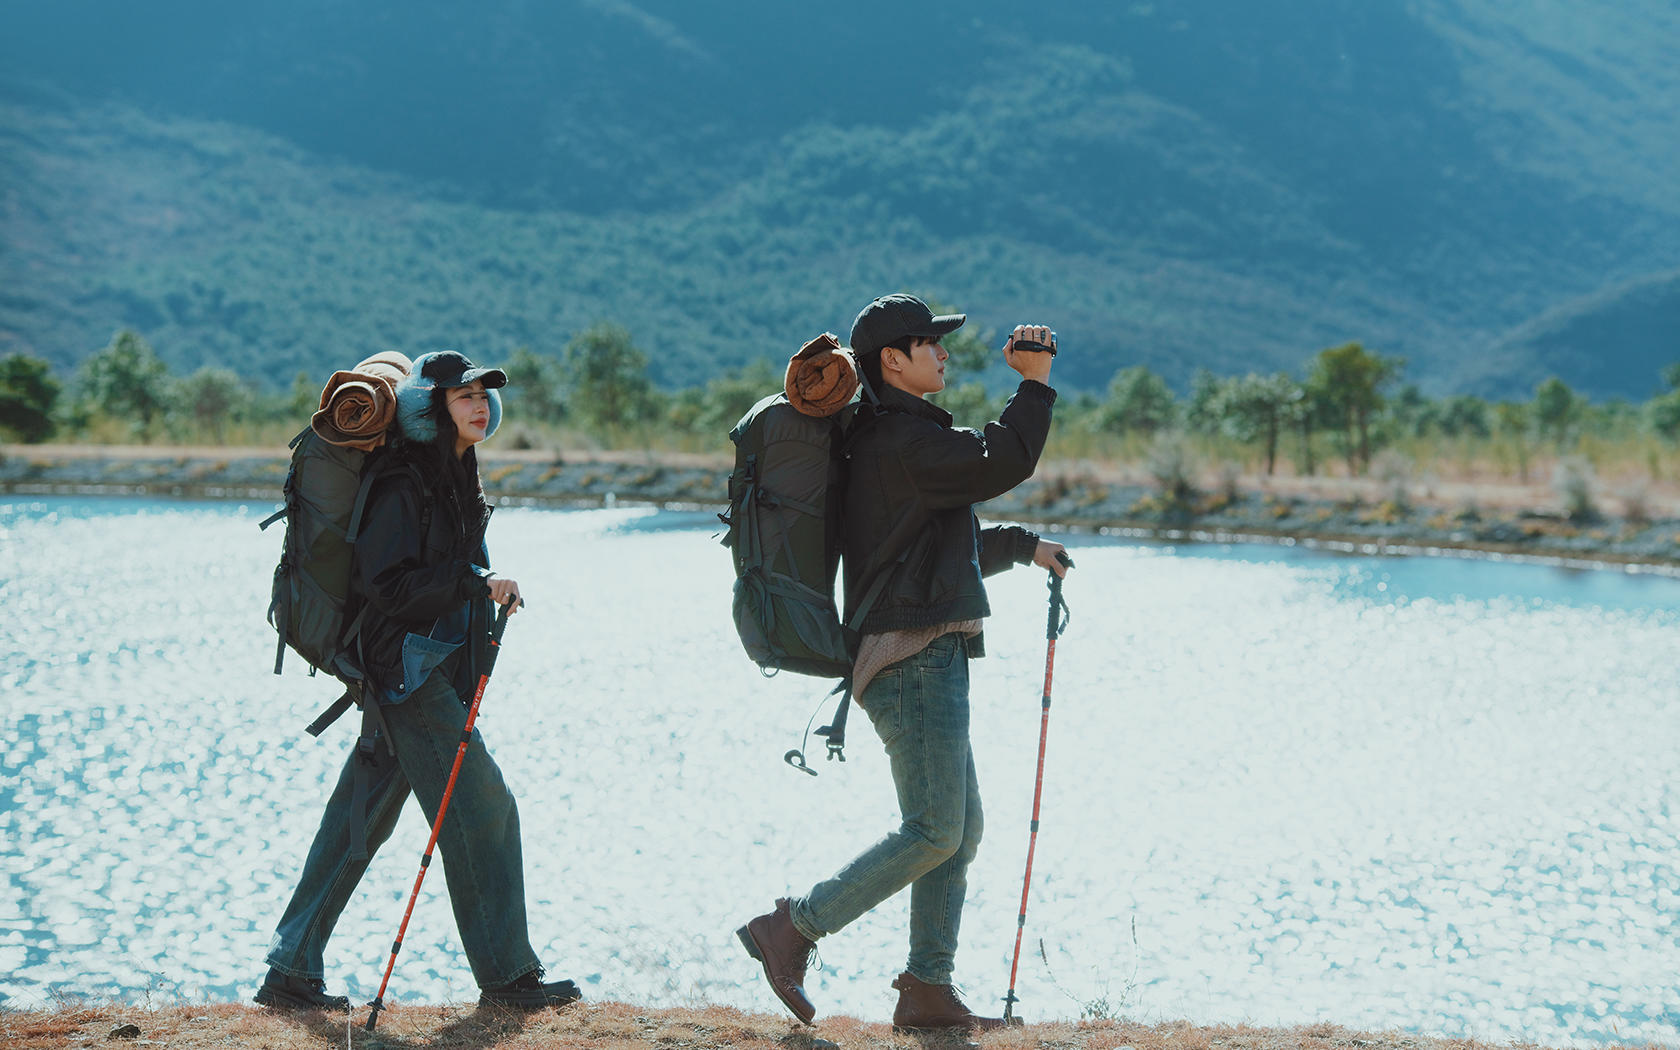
[[1014, 527, 1041, 565], [460, 564, 493, 599], [1017, 379, 1057, 405]]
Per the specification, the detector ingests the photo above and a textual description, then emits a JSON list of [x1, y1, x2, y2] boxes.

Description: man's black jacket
[[347, 445, 493, 699], [840, 379, 1056, 645]]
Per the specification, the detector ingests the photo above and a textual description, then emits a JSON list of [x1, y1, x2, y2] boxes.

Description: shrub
[[1370, 448, 1413, 510], [1551, 455, 1598, 522], [1144, 434, 1197, 509]]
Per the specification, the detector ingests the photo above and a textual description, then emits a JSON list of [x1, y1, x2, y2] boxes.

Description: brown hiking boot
[[891, 971, 1009, 1032], [736, 898, 818, 1025]]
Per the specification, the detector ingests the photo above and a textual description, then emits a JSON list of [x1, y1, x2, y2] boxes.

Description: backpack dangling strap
[[306, 688, 357, 738], [786, 680, 853, 775], [814, 680, 852, 761], [805, 540, 914, 771]]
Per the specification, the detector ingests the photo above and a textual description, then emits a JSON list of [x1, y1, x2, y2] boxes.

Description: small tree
[[1184, 368, 1225, 435], [0, 354, 61, 443], [1384, 383, 1436, 439], [694, 358, 778, 433], [286, 370, 319, 420], [502, 346, 566, 423], [1646, 363, 1680, 441], [1437, 395, 1491, 439], [1532, 377, 1579, 447], [79, 330, 173, 441], [1304, 341, 1402, 473], [562, 323, 652, 432], [1493, 401, 1532, 483], [178, 367, 249, 443], [1218, 372, 1303, 476], [664, 387, 708, 433], [1100, 365, 1176, 435]]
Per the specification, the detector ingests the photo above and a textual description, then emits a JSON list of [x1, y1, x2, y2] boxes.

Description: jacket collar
[[875, 382, 952, 427]]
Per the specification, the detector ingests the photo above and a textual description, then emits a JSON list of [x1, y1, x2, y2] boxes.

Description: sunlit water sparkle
[[1, 497, 1677, 1045]]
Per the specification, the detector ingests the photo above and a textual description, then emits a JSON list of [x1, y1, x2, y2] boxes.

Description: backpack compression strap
[[261, 429, 327, 676]]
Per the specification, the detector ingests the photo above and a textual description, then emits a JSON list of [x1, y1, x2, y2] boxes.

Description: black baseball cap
[[418, 350, 507, 389], [849, 293, 965, 358]]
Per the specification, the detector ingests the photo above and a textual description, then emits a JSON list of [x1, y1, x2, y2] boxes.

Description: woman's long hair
[[427, 394, 490, 541]]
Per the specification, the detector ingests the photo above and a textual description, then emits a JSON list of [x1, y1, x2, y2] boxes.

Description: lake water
[[1, 497, 1677, 1046]]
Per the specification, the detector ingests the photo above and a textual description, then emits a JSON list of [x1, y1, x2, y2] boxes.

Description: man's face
[[886, 337, 948, 398]]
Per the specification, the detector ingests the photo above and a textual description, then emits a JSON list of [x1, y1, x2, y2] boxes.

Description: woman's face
[[446, 380, 492, 456]]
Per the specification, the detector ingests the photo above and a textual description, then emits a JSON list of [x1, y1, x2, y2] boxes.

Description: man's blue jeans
[[792, 633, 982, 985], [265, 667, 541, 988]]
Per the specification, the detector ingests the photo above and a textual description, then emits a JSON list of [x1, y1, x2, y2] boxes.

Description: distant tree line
[[5, 328, 1680, 481]]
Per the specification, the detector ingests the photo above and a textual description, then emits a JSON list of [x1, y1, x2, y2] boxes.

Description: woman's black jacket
[[347, 444, 494, 700], [840, 379, 1055, 646]]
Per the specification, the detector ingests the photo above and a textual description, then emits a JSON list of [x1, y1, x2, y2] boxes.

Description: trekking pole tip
[[364, 998, 384, 1031]]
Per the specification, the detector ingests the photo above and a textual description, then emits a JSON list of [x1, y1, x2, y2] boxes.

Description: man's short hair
[[860, 337, 922, 395]]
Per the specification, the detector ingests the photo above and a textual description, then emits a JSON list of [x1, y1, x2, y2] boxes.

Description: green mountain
[[1, 1, 1675, 397]]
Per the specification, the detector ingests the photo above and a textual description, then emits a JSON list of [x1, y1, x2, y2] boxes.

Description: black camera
[[1013, 330, 1057, 356]]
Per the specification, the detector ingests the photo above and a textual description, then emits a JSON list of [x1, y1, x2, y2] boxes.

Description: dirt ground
[[1, 999, 1644, 1050]]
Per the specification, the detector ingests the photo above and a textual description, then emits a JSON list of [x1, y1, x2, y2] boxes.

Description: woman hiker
[[738, 293, 1070, 1031], [256, 350, 580, 1012]]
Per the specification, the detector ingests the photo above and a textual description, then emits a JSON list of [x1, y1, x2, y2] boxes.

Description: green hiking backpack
[[723, 393, 856, 678], [261, 428, 379, 693], [261, 429, 427, 860], [722, 388, 897, 770]]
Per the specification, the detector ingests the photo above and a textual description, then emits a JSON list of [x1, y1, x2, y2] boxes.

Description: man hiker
[[739, 293, 1070, 1031]]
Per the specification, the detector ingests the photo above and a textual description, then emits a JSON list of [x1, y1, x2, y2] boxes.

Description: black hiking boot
[[478, 970, 583, 1011], [253, 968, 350, 1012]]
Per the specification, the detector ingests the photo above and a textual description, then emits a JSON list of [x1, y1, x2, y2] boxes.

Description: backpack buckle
[[356, 732, 381, 763], [814, 723, 846, 762]]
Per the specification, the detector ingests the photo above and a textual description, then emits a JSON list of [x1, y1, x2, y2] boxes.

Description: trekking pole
[[365, 598, 518, 1031], [1002, 551, 1072, 1024]]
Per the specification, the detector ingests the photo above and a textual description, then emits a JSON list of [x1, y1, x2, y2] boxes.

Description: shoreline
[[5, 444, 1680, 573], [0, 1000, 1636, 1050]]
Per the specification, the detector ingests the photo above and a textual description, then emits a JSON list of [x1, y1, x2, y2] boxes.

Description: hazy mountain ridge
[[0, 0, 1674, 396]]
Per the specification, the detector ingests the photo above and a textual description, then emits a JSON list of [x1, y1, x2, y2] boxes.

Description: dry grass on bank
[[0, 1000, 1647, 1050]]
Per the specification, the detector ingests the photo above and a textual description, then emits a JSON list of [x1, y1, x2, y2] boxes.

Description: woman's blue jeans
[[792, 633, 982, 985], [265, 667, 541, 989]]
